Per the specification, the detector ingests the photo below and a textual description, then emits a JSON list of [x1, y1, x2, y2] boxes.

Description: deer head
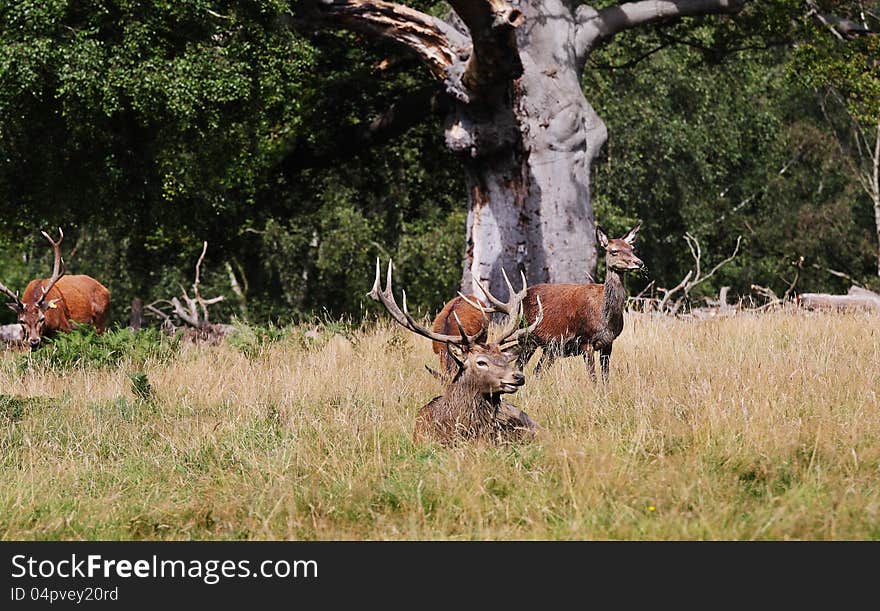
[[0, 228, 66, 349], [596, 222, 644, 272], [368, 259, 542, 396]]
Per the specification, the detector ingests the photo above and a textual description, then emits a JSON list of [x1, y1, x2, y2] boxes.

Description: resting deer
[[369, 260, 543, 445], [516, 222, 644, 382], [0, 228, 110, 349]]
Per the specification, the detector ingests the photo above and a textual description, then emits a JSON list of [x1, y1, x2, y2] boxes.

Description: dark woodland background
[[1, 0, 878, 327]]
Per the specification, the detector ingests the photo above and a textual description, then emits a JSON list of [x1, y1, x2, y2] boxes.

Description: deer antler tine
[[452, 311, 472, 346], [457, 292, 491, 338], [37, 226, 66, 304], [39, 227, 64, 245], [502, 268, 516, 300], [385, 259, 393, 293], [493, 271, 542, 345], [457, 291, 493, 315], [369, 258, 484, 346], [474, 275, 507, 310], [0, 280, 21, 306], [519, 270, 527, 292], [368, 257, 381, 299]]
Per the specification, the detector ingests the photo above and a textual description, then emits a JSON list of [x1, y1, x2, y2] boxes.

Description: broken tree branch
[[656, 233, 742, 311], [575, 0, 746, 63]]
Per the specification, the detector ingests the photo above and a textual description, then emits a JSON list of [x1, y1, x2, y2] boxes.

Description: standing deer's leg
[[516, 338, 539, 372], [599, 345, 612, 383], [532, 349, 556, 375], [94, 311, 107, 334], [582, 342, 597, 384]]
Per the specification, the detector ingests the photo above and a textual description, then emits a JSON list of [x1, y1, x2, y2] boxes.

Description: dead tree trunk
[[797, 285, 880, 311], [304, 0, 746, 296], [129, 297, 143, 332]]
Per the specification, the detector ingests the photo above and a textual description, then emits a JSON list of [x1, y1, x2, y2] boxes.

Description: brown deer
[[430, 294, 489, 375], [369, 259, 543, 445], [0, 228, 111, 349], [515, 222, 644, 382]]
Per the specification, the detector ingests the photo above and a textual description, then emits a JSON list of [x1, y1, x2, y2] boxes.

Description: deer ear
[[623, 221, 642, 245], [596, 225, 609, 249], [42, 298, 61, 311]]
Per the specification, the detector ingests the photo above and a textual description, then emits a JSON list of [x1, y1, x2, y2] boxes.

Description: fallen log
[[0, 324, 23, 343], [847, 286, 880, 301], [797, 285, 880, 311]]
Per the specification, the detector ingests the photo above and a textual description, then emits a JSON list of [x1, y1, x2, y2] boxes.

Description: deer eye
[[609, 249, 619, 255], [476, 359, 489, 368]]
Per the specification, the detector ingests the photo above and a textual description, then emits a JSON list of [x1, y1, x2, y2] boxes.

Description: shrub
[[19, 326, 180, 371]]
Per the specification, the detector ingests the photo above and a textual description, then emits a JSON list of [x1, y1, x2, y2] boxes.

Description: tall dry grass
[[1, 309, 879, 540]]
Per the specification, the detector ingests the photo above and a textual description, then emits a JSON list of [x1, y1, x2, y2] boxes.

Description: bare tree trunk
[[306, 0, 745, 297], [129, 297, 143, 332], [454, 13, 607, 292]]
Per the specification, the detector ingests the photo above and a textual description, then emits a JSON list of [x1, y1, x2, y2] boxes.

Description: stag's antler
[[368, 258, 487, 346], [460, 268, 543, 346], [0, 281, 21, 309], [36, 227, 66, 304]]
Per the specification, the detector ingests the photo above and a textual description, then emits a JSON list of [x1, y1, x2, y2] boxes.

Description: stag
[[0, 228, 110, 349], [516, 222, 644, 382], [369, 260, 543, 445]]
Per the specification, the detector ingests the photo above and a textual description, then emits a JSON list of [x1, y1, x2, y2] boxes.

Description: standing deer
[[369, 259, 543, 445], [0, 228, 110, 349], [516, 222, 644, 382]]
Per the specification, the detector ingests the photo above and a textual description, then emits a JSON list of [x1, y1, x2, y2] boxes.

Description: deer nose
[[512, 372, 525, 385], [29, 339, 41, 349]]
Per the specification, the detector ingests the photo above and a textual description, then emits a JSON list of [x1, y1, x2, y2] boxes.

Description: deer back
[[430, 294, 489, 371], [523, 283, 605, 344], [22, 275, 110, 331]]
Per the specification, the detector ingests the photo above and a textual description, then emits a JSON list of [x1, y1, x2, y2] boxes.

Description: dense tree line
[[1, 1, 877, 328]]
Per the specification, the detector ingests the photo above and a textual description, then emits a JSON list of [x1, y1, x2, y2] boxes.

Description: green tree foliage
[[0, 0, 875, 327], [0, 0, 464, 324], [586, 2, 879, 302]]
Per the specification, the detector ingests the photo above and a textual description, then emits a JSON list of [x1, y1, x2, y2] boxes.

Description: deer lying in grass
[[516, 222, 644, 382], [0, 228, 110, 350], [369, 260, 543, 445]]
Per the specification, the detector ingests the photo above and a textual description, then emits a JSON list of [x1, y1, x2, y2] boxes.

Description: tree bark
[[129, 297, 143, 332], [306, 0, 747, 297], [452, 21, 608, 293]]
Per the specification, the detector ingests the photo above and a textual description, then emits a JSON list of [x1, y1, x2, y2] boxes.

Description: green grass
[[17, 326, 180, 371], [1, 310, 879, 540]]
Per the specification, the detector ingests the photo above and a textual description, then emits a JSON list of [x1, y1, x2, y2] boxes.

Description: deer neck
[[444, 377, 500, 420], [601, 267, 626, 326]]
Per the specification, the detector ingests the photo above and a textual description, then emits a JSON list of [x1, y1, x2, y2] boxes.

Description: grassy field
[[1, 309, 879, 540]]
